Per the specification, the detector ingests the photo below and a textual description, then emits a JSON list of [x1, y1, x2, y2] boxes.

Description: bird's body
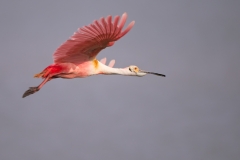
[[34, 61, 96, 79], [34, 59, 138, 79], [23, 13, 165, 98]]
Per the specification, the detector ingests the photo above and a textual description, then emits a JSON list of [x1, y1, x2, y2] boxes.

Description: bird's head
[[128, 65, 166, 77]]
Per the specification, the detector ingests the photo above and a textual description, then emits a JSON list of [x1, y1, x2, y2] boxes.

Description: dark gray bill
[[140, 70, 166, 77]]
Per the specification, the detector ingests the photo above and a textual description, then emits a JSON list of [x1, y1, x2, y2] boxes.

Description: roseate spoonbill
[[22, 13, 165, 98]]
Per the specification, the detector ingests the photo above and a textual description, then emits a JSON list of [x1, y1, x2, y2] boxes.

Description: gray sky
[[1, 0, 240, 160]]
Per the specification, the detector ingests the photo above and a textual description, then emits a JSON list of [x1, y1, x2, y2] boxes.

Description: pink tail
[[34, 64, 64, 78]]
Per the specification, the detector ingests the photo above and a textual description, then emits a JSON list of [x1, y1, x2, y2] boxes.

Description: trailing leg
[[23, 63, 68, 98], [22, 77, 50, 98]]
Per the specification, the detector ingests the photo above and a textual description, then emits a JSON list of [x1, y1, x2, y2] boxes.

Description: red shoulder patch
[[34, 64, 64, 78]]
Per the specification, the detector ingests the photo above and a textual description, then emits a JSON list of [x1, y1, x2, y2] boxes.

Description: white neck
[[97, 62, 134, 76]]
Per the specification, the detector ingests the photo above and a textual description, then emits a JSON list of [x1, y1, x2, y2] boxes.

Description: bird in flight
[[22, 13, 165, 98]]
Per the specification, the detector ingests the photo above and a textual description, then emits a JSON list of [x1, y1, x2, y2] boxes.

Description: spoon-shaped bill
[[140, 70, 166, 77]]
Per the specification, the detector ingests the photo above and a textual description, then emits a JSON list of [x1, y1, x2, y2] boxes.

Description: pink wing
[[100, 57, 115, 68], [100, 57, 107, 64], [108, 59, 115, 68], [53, 13, 135, 64]]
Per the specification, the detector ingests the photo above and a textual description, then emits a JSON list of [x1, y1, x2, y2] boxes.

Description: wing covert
[[53, 13, 135, 64]]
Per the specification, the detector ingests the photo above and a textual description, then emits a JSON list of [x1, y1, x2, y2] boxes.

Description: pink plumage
[[108, 60, 115, 68], [22, 12, 165, 98], [100, 57, 107, 64], [22, 13, 136, 98], [100, 58, 115, 68], [53, 12, 135, 64]]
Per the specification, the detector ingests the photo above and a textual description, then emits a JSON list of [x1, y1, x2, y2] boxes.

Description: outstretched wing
[[53, 13, 135, 64]]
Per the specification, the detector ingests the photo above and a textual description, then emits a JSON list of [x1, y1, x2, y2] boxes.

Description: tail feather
[[34, 72, 44, 78], [33, 64, 62, 78]]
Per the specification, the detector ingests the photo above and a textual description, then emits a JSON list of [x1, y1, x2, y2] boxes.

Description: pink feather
[[100, 57, 107, 64], [53, 13, 134, 64], [108, 59, 115, 68]]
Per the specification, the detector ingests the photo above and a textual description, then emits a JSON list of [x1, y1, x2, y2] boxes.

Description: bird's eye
[[129, 68, 132, 72]]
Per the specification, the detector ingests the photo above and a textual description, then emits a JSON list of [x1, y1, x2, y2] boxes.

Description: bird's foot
[[22, 87, 39, 98]]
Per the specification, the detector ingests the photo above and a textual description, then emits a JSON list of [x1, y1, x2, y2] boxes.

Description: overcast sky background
[[0, 0, 240, 160]]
